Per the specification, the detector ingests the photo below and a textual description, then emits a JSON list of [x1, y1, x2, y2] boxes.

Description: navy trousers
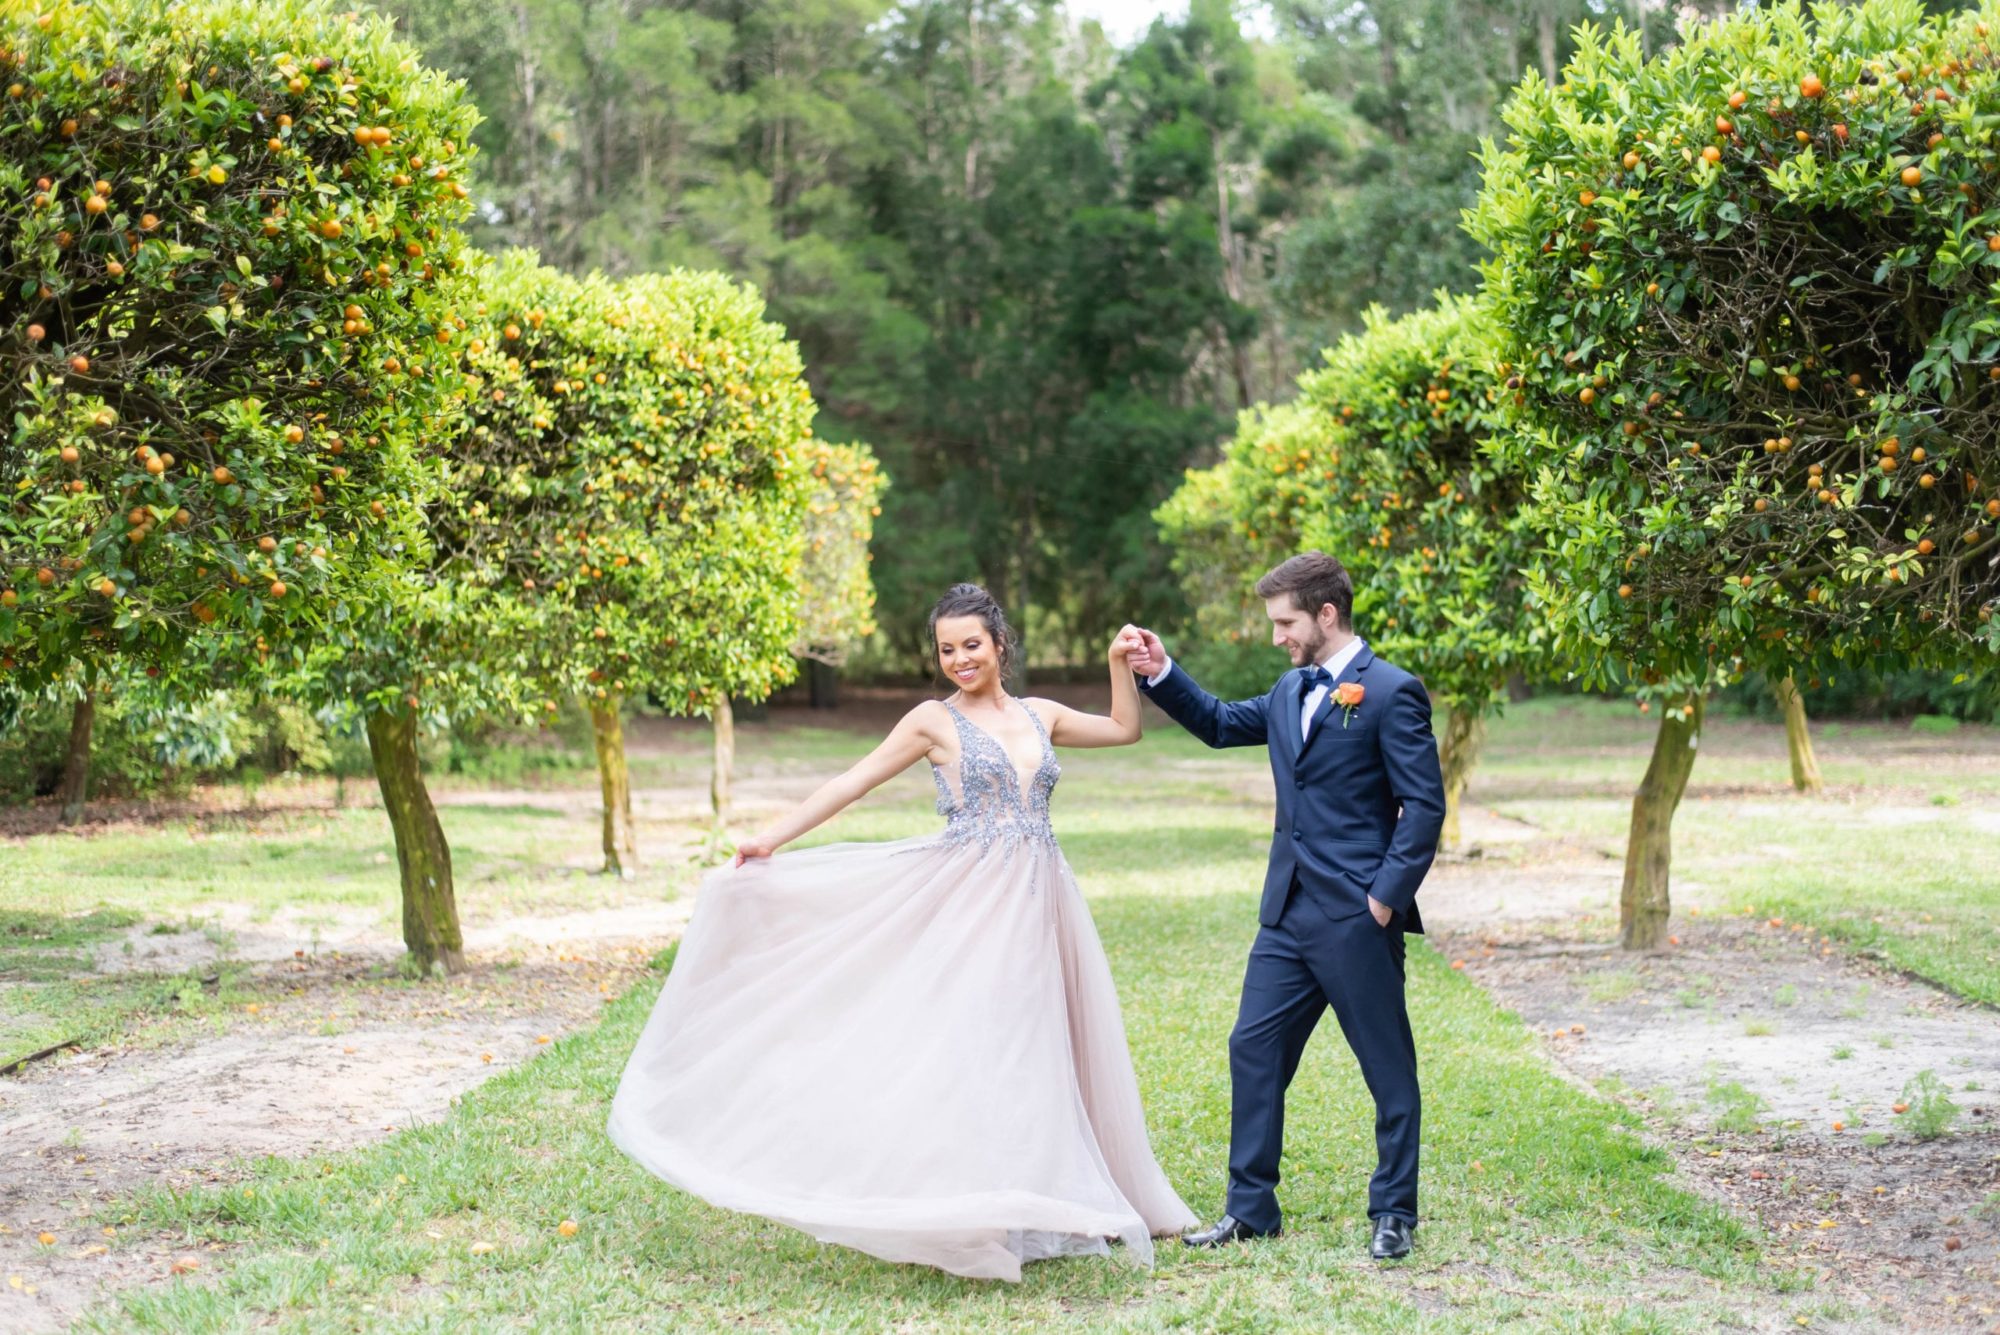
[[1224, 876, 1420, 1231]]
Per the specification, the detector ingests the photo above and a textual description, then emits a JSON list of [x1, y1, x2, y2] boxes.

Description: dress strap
[[1017, 700, 1054, 761]]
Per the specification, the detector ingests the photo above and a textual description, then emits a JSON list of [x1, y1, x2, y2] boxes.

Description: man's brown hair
[[1254, 551, 1353, 631]]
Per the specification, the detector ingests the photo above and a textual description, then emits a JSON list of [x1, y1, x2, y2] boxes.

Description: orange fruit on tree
[[1800, 73, 1825, 98], [1900, 165, 1923, 186]]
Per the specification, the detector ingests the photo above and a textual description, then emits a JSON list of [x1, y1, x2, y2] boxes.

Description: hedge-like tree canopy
[[1468, 0, 2000, 699], [0, 0, 477, 692], [1158, 295, 1534, 843], [439, 254, 815, 716], [794, 439, 885, 666]]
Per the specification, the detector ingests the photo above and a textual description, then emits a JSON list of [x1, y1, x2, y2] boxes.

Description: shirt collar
[[1315, 637, 1365, 681]]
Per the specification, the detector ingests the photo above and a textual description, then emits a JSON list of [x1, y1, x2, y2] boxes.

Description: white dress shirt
[[1146, 637, 1366, 742]]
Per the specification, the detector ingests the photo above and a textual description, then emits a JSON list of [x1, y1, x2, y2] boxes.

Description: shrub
[[0, 0, 478, 691], [1467, 0, 2000, 945]]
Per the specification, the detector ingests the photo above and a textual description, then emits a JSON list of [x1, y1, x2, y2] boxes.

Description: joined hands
[[1117, 624, 1168, 678]]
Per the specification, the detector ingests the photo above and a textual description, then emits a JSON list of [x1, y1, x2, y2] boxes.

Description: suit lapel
[[1289, 669, 1310, 758], [1299, 645, 1374, 757]]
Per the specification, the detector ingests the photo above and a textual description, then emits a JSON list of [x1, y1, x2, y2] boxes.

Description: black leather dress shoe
[[1370, 1215, 1414, 1260], [1182, 1215, 1280, 1248]]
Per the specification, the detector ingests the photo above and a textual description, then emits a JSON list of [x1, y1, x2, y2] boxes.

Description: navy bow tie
[[1300, 664, 1332, 689]]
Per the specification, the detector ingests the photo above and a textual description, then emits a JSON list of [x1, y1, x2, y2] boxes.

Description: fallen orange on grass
[[558, 1219, 579, 1237]]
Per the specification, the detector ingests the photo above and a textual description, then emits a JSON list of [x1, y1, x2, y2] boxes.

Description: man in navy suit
[[1125, 551, 1445, 1261]]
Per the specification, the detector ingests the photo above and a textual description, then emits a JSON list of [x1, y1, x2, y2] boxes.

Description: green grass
[[1476, 699, 2000, 1006], [57, 732, 1796, 1332]]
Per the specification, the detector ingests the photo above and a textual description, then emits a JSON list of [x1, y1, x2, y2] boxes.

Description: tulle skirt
[[606, 829, 1196, 1281]]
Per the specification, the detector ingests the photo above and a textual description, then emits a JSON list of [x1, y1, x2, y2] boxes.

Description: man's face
[[1264, 594, 1336, 667]]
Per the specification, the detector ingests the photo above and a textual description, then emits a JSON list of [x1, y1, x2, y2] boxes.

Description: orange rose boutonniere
[[1335, 681, 1365, 729]]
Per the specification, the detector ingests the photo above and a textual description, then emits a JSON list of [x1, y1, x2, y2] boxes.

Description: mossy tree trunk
[[1772, 673, 1824, 795], [56, 689, 95, 825], [589, 694, 638, 878], [711, 697, 734, 820], [1619, 694, 1704, 951], [365, 706, 464, 975], [1437, 706, 1486, 852]]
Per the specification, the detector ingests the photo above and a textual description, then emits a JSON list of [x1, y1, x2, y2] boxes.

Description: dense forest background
[[382, 0, 1724, 671]]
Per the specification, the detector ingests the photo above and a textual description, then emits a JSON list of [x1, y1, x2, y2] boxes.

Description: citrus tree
[[0, 0, 477, 819], [784, 436, 884, 711], [1157, 295, 1540, 848], [1155, 405, 1321, 700], [793, 440, 884, 667], [444, 255, 816, 870], [1290, 297, 1538, 848], [1467, 0, 2000, 948]]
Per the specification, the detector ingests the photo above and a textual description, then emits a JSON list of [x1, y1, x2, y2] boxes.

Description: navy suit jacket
[[1142, 647, 1446, 933]]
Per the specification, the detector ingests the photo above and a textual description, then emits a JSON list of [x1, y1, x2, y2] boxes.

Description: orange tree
[[1157, 294, 1539, 849], [780, 436, 884, 717], [0, 0, 476, 800], [1467, 0, 2000, 949], [440, 254, 816, 872]]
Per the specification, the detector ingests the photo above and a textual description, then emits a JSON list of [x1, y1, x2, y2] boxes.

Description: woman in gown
[[607, 584, 1196, 1281]]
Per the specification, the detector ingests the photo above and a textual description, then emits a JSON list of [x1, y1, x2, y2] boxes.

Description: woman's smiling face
[[934, 615, 998, 690]]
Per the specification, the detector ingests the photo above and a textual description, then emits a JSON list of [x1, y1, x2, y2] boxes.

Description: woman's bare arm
[[734, 702, 948, 863], [1039, 626, 1145, 749]]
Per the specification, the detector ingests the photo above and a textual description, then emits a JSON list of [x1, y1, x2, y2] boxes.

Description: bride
[[607, 583, 1196, 1281]]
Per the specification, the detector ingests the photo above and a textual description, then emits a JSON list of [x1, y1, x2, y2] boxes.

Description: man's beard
[[1292, 623, 1329, 664]]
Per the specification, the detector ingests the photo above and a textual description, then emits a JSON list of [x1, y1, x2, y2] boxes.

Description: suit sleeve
[[1366, 677, 1446, 914], [1138, 662, 1270, 749]]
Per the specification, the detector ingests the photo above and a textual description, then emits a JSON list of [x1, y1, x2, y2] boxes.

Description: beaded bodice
[[930, 700, 1061, 847]]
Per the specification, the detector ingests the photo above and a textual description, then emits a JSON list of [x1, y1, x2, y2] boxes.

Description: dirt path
[[1430, 809, 2000, 1332], [0, 896, 691, 1333]]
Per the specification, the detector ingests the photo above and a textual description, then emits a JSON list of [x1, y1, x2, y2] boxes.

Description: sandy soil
[[1428, 814, 2000, 1333], [0, 898, 689, 1333]]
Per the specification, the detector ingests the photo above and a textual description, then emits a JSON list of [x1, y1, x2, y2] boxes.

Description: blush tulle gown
[[607, 700, 1196, 1280]]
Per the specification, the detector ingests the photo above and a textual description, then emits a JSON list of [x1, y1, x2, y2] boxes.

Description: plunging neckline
[[944, 697, 1050, 805]]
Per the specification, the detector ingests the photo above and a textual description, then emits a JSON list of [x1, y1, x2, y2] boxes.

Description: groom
[[1126, 552, 1444, 1261]]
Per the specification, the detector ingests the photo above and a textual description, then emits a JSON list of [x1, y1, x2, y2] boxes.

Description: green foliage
[[1467, 0, 2000, 698], [794, 439, 885, 665], [283, 255, 820, 725], [442, 255, 816, 715], [1900, 1068, 1960, 1139], [0, 669, 332, 803], [1721, 665, 2000, 722], [0, 0, 479, 693], [1157, 295, 1538, 714]]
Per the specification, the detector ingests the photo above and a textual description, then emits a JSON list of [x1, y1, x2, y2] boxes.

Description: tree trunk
[[1619, 695, 1704, 951], [56, 690, 94, 825], [589, 695, 638, 877], [1772, 674, 1823, 795], [1370, 0, 1408, 143], [1437, 706, 1486, 852], [809, 659, 839, 710], [1537, 4, 1559, 85], [365, 707, 464, 975], [711, 696, 734, 820]]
